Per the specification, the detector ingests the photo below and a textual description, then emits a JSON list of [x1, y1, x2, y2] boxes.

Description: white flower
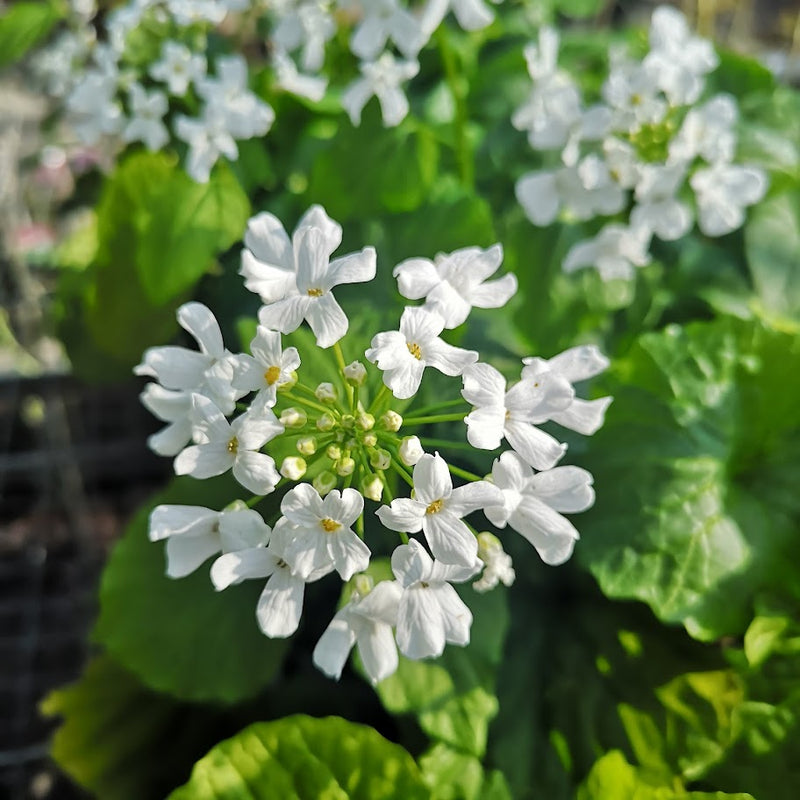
[[313, 578, 402, 683], [278, 484, 371, 580], [174, 394, 283, 495], [473, 532, 515, 593], [149, 40, 207, 96], [603, 137, 642, 189], [398, 435, 424, 466], [562, 224, 652, 281], [345, 0, 426, 61], [393, 244, 518, 329], [391, 539, 480, 660], [272, 0, 336, 73], [669, 94, 738, 165], [140, 384, 193, 456], [273, 48, 328, 102], [197, 55, 275, 140], [167, 0, 227, 25], [232, 325, 300, 407], [367, 306, 477, 399], [421, 0, 496, 33], [521, 345, 612, 436], [123, 83, 169, 151], [461, 362, 572, 470], [516, 156, 625, 227], [149, 502, 270, 578], [486, 451, 594, 565], [66, 69, 123, 145], [602, 50, 667, 132], [690, 163, 768, 237], [630, 162, 693, 242], [377, 452, 501, 567], [135, 302, 241, 414], [342, 52, 419, 128], [174, 111, 239, 183], [242, 205, 376, 348], [210, 517, 334, 638]]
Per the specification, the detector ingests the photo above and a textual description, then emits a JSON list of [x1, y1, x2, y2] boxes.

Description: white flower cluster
[[139, 204, 610, 684], [512, 5, 768, 281]]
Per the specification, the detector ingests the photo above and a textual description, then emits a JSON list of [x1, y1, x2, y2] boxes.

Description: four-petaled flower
[[232, 325, 301, 407]]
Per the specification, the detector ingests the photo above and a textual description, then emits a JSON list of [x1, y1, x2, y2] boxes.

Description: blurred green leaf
[[94, 475, 289, 703], [708, 49, 776, 98], [420, 743, 512, 800], [168, 715, 429, 799], [578, 317, 800, 640], [0, 0, 63, 66], [556, 0, 607, 20]]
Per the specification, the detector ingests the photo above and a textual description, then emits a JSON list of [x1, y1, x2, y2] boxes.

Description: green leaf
[[419, 743, 511, 800], [94, 475, 289, 703], [577, 751, 755, 800], [556, 0, 607, 20], [578, 317, 800, 640], [40, 655, 231, 800], [168, 715, 429, 799], [745, 188, 800, 328], [0, 0, 63, 67], [373, 582, 508, 757], [708, 49, 776, 98]]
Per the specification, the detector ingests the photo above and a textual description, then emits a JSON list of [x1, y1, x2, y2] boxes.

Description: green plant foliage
[[419, 743, 512, 800], [0, 0, 64, 67], [577, 751, 754, 800], [94, 475, 289, 703], [168, 715, 430, 799], [577, 317, 800, 640]]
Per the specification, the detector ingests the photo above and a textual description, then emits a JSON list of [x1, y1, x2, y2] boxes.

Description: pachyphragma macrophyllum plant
[[136, 204, 611, 684]]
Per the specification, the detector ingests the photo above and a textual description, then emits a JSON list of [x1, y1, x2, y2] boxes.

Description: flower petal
[[504, 419, 567, 471], [461, 362, 507, 408], [258, 295, 310, 335], [135, 347, 210, 390], [509, 495, 579, 565], [393, 258, 440, 299], [550, 397, 612, 435], [530, 466, 595, 513], [147, 420, 193, 456], [391, 539, 432, 587], [422, 512, 479, 567], [328, 247, 377, 287], [305, 292, 349, 349], [357, 621, 399, 684], [190, 393, 232, 442], [356, 580, 403, 626], [210, 547, 277, 589], [431, 582, 472, 646], [174, 442, 233, 479], [423, 338, 478, 377], [177, 302, 224, 358], [465, 406, 505, 450], [326, 488, 364, 528], [232, 451, 280, 495], [256, 568, 305, 637], [313, 610, 357, 680], [149, 504, 217, 541], [382, 361, 425, 399], [328, 528, 372, 581], [165, 533, 221, 578], [541, 345, 609, 382], [282, 483, 325, 527], [396, 586, 445, 660], [376, 498, 425, 534], [448, 481, 504, 517], [244, 211, 292, 269], [413, 453, 453, 505], [467, 273, 518, 310], [240, 249, 297, 303]]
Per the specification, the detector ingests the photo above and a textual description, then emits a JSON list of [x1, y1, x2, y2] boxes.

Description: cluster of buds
[[138, 203, 609, 683]]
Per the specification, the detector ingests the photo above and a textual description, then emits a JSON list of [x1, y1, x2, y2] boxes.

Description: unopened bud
[[277, 370, 297, 392], [315, 382, 337, 403], [353, 573, 374, 598], [370, 448, 391, 470], [280, 456, 307, 480], [280, 407, 307, 428], [336, 456, 355, 477], [316, 413, 336, 431], [363, 432, 377, 447], [297, 436, 317, 456], [326, 444, 342, 461], [313, 470, 337, 496], [399, 435, 424, 466], [222, 499, 248, 513], [340, 414, 355, 430], [380, 410, 403, 432], [361, 473, 384, 502], [356, 411, 375, 431], [344, 361, 367, 386]]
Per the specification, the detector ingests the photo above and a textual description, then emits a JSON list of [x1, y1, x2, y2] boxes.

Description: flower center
[[307, 288, 324, 297], [226, 436, 239, 454], [425, 499, 443, 515], [265, 365, 281, 385], [320, 517, 341, 533], [276, 558, 287, 569], [420, 581, 430, 588], [407, 342, 422, 359]]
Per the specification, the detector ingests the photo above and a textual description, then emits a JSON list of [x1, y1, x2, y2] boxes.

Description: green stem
[[281, 391, 335, 416], [356, 512, 364, 539], [368, 384, 392, 414], [407, 398, 468, 417], [402, 412, 467, 426], [245, 495, 264, 508], [436, 26, 473, 188], [419, 437, 474, 452], [447, 463, 483, 482], [390, 459, 415, 488], [332, 341, 354, 406]]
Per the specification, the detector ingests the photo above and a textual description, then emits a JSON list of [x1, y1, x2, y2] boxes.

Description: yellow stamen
[[307, 288, 324, 297], [320, 517, 341, 533], [407, 342, 422, 359], [226, 436, 239, 454], [425, 499, 443, 515], [265, 365, 281, 385]]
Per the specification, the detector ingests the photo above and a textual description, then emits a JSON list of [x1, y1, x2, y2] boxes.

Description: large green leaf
[[419, 743, 511, 800], [168, 715, 429, 799], [578, 317, 800, 640], [94, 475, 289, 703], [745, 188, 800, 328], [0, 0, 63, 67]]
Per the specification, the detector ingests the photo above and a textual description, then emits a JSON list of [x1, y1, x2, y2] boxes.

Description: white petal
[[400, 305, 445, 343], [244, 212, 293, 269], [147, 420, 193, 456], [240, 249, 297, 303], [382, 360, 426, 399], [282, 482, 325, 526], [174, 442, 233, 479], [425, 281, 472, 329], [190, 393, 232, 442], [396, 586, 445, 660], [468, 273, 518, 310], [393, 258, 440, 299], [297, 205, 343, 252], [305, 293, 349, 349], [136, 346, 210, 390], [509, 495, 579, 565], [491, 450, 534, 493], [356, 581, 402, 626], [258, 295, 310, 335], [165, 533, 221, 578], [256, 569, 305, 637], [328, 247, 377, 287], [327, 488, 364, 528], [376, 498, 425, 534], [448, 481, 504, 517], [328, 529, 372, 581], [140, 383, 191, 422], [516, 171, 560, 226], [313, 611, 357, 680], [504, 419, 567, 471], [422, 512, 479, 567], [452, 0, 494, 30], [431, 582, 472, 646], [342, 76, 373, 126], [233, 410, 284, 450], [391, 539, 432, 588], [465, 406, 505, 450], [543, 345, 609, 382], [423, 338, 478, 376], [218, 508, 271, 551], [413, 453, 453, 506], [232, 451, 280, 495], [550, 397, 612, 435], [357, 621, 399, 684], [211, 547, 277, 589], [376, 84, 410, 127], [295, 226, 332, 292], [177, 302, 224, 358], [461, 362, 507, 407], [530, 466, 595, 513], [149, 504, 217, 541]]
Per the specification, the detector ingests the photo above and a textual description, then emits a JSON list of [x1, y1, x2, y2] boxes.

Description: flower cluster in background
[[30, 0, 503, 183], [137, 204, 610, 683], [512, 5, 769, 281]]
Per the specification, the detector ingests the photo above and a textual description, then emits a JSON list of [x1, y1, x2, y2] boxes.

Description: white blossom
[[473, 531, 515, 592], [174, 111, 239, 183], [630, 162, 693, 242], [342, 52, 419, 128], [272, 0, 337, 73], [461, 362, 572, 470], [66, 68, 123, 145], [562, 224, 652, 281], [140, 384, 193, 456], [603, 49, 667, 132], [391, 539, 480, 660], [123, 84, 169, 151], [149, 40, 207, 96], [398, 435, 424, 466], [174, 394, 283, 495], [669, 94, 738, 165], [486, 451, 594, 565], [149, 502, 270, 578], [313, 578, 402, 683], [690, 163, 768, 237], [344, 0, 426, 61], [377, 452, 501, 567], [393, 244, 517, 329], [366, 306, 478, 399], [421, 0, 496, 33], [232, 326, 301, 407], [273, 48, 328, 102]]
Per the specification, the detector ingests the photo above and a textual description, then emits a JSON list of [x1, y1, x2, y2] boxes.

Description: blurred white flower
[[149, 41, 207, 96], [342, 52, 419, 128]]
